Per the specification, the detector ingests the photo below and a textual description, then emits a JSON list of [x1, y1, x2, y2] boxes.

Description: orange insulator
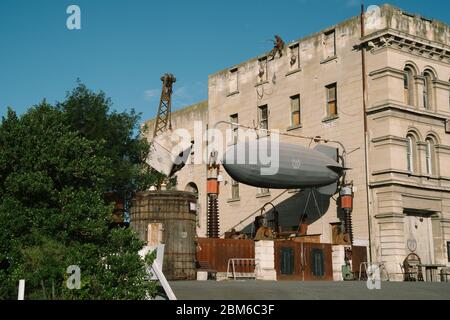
[[341, 195, 353, 210], [207, 178, 219, 194]]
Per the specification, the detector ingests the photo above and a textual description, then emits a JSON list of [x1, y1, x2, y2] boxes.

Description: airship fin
[[317, 181, 338, 196], [314, 144, 338, 161], [327, 165, 345, 174]]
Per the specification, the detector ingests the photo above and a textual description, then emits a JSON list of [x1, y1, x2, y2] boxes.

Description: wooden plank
[[196, 238, 255, 273]]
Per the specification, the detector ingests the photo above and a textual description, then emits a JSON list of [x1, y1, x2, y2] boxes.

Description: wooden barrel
[[130, 191, 197, 280]]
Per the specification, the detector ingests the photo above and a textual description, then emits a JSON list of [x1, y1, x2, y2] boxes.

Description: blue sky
[[1, 0, 449, 123]]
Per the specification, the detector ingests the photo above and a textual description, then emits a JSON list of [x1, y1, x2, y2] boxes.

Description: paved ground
[[169, 281, 450, 300]]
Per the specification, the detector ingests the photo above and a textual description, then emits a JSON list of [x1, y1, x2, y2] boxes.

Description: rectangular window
[[323, 30, 336, 59], [326, 83, 338, 117], [288, 43, 300, 70], [231, 179, 239, 200], [230, 113, 239, 145], [258, 188, 270, 195], [258, 57, 268, 82], [258, 105, 268, 130], [447, 242, 450, 263], [290, 95, 301, 126], [229, 68, 238, 94], [190, 140, 195, 165]]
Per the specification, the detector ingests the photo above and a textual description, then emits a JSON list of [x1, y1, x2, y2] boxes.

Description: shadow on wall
[[240, 189, 341, 235]]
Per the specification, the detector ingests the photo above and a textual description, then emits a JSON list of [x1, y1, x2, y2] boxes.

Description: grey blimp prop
[[221, 138, 345, 196]]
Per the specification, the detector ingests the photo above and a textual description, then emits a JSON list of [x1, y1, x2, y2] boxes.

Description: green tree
[[0, 85, 159, 300]]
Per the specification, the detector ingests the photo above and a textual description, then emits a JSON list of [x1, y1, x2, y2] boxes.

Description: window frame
[[288, 43, 300, 70], [229, 113, 239, 145], [447, 241, 450, 263], [257, 57, 268, 82], [406, 134, 418, 173], [290, 94, 301, 126], [189, 139, 195, 165], [425, 136, 437, 176], [228, 67, 239, 95], [423, 71, 434, 110], [230, 179, 240, 200], [258, 105, 269, 131], [326, 83, 338, 117], [323, 29, 336, 59], [258, 187, 270, 196], [404, 67, 415, 106], [425, 139, 432, 175]]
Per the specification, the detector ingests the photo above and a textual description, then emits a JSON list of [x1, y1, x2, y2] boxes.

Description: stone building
[[143, 4, 450, 277]]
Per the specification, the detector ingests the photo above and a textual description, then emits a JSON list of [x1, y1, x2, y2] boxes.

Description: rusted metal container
[[130, 191, 198, 280]]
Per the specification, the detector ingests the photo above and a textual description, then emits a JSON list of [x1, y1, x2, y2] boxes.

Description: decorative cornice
[[369, 66, 405, 80], [372, 169, 450, 182], [362, 29, 450, 65], [436, 144, 450, 154], [370, 179, 450, 192], [367, 102, 450, 121], [374, 213, 406, 219], [433, 79, 450, 90], [371, 135, 407, 145]]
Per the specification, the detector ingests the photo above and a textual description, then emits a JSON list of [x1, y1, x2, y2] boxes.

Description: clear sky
[[1, 0, 449, 123]]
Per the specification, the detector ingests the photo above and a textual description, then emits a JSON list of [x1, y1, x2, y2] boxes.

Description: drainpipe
[[361, 2, 373, 265]]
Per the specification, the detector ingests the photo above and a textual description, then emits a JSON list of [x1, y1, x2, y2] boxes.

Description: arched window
[[423, 71, 434, 110], [185, 182, 199, 195], [404, 67, 415, 106], [425, 136, 437, 176], [406, 133, 418, 173]]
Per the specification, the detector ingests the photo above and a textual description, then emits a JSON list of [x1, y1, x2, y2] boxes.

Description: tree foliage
[[0, 84, 159, 299]]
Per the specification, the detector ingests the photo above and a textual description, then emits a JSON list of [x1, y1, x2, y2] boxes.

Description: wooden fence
[[196, 238, 255, 273]]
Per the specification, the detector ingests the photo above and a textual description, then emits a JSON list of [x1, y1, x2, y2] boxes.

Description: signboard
[[446, 120, 450, 134]]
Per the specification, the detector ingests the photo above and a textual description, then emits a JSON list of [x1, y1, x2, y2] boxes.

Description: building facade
[[144, 5, 450, 276]]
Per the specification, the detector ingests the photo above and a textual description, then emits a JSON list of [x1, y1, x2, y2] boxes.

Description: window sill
[[227, 198, 241, 203], [423, 174, 439, 180], [322, 115, 339, 123], [255, 80, 269, 87], [227, 91, 239, 97], [286, 68, 302, 77], [287, 124, 303, 131], [257, 133, 271, 139], [320, 55, 337, 64], [256, 193, 271, 199]]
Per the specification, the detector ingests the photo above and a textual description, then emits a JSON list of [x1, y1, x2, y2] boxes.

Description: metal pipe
[[360, 2, 373, 264]]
